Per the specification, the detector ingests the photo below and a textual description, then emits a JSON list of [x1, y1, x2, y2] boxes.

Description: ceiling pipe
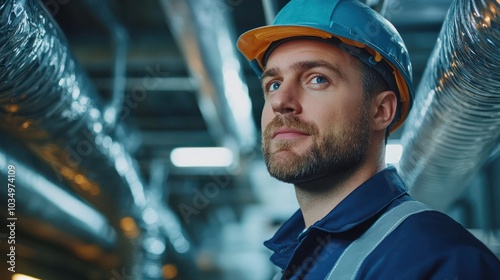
[[377, 0, 389, 16], [360, 0, 387, 14], [160, 0, 257, 154], [82, 0, 128, 127], [399, 0, 500, 211], [262, 0, 278, 25], [0, 134, 117, 252], [0, 1, 194, 278], [0, 0, 148, 275], [0, 0, 145, 221]]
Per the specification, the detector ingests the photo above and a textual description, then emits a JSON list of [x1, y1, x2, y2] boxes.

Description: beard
[[262, 103, 371, 186]]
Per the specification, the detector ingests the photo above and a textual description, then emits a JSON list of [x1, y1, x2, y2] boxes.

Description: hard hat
[[237, 0, 414, 132]]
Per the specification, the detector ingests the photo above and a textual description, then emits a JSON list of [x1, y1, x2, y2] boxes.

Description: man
[[237, 0, 500, 279]]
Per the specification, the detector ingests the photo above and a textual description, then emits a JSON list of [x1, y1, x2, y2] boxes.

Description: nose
[[269, 82, 302, 116]]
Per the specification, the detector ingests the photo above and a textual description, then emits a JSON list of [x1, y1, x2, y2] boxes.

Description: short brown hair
[[358, 61, 402, 138]]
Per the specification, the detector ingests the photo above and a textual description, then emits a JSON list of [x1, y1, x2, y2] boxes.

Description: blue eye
[[268, 82, 280, 92], [311, 76, 327, 84]]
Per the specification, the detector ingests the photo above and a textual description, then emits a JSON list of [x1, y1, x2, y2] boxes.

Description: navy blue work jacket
[[264, 167, 500, 280]]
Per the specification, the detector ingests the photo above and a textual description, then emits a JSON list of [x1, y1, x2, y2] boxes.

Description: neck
[[295, 160, 384, 228]]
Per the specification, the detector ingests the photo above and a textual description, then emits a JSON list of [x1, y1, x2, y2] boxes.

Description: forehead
[[264, 39, 359, 71]]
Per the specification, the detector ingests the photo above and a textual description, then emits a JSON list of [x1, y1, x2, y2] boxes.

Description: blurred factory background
[[0, 0, 499, 279]]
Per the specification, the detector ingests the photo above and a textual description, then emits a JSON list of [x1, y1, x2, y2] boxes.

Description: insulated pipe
[[0, 134, 117, 251], [161, 0, 257, 154], [0, 2, 195, 278], [0, 0, 145, 218], [399, 0, 500, 211], [0, 0, 149, 276]]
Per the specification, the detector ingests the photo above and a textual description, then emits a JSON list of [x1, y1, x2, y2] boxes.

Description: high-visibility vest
[[326, 200, 431, 280], [273, 200, 431, 280]]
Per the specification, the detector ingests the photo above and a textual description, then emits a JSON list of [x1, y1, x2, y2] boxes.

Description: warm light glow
[[74, 174, 85, 184], [386, 143, 404, 164], [21, 121, 31, 129], [170, 147, 234, 167], [120, 216, 140, 238], [162, 264, 178, 279], [12, 274, 41, 280], [89, 185, 101, 196], [73, 244, 102, 261], [5, 104, 19, 113]]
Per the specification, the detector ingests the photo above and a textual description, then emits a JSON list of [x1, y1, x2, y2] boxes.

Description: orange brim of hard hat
[[237, 25, 411, 132], [238, 26, 335, 68]]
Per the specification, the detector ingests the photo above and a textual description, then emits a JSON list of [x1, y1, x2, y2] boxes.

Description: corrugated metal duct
[[399, 0, 500, 211], [0, 1, 195, 278], [0, 0, 146, 217], [0, 0, 150, 276], [0, 134, 119, 274]]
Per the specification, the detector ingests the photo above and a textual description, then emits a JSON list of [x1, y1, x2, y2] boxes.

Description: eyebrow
[[261, 60, 345, 80]]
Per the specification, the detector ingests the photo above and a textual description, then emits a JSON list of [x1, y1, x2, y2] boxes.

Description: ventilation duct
[[160, 0, 257, 154], [0, 0, 194, 278], [0, 134, 119, 270], [0, 0, 147, 216], [399, 0, 500, 211], [0, 0, 148, 275]]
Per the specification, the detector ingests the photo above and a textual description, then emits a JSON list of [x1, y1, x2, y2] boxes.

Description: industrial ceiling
[[0, 0, 499, 279]]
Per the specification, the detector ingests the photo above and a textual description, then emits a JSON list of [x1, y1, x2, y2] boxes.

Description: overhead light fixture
[[386, 143, 404, 165], [170, 147, 234, 167], [12, 274, 42, 280]]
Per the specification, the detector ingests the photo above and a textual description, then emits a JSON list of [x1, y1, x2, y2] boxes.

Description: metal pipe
[[160, 0, 257, 154], [399, 0, 500, 211], [82, 0, 129, 127], [378, 0, 389, 16], [0, 134, 117, 250], [0, 1, 155, 277], [262, 0, 278, 25], [0, 2, 198, 278], [0, 0, 146, 218]]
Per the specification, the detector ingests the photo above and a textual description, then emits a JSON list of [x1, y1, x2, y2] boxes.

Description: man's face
[[261, 39, 371, 185]]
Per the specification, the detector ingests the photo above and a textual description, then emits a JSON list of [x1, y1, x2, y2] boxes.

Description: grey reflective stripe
[[326, 200, 431, 280]]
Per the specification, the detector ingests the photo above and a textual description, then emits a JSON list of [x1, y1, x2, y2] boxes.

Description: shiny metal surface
[[399, 0, 500, 211], [0, 0, 144, 218], [0, 134, 117, 251], [0, 0, 498, 278], [0, 1, 194, 278], [161, 0, 257, 154]]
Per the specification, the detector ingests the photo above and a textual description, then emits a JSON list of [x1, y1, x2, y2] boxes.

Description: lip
[[272, 127, 310, 140]]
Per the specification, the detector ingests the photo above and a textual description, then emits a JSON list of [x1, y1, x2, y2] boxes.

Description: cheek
[[314, 105, 347, 134], [261, 102, 274, 128]]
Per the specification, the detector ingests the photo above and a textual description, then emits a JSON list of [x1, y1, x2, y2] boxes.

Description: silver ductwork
[[0, 134, 118, 269], [0, 0, 194, 278], [160, 0, 257, 154], [0, 0, 144, 223], [399, 0, 500, 211]]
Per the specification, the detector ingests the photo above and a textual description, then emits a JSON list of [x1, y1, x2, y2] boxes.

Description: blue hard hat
[[237, 0, 414, 132]]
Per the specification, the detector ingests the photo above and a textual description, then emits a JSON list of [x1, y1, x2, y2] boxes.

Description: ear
[[371, 90, 397, 132]]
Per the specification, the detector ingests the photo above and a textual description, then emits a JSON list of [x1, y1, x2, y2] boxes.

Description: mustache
[[262, 115, 319, 140]]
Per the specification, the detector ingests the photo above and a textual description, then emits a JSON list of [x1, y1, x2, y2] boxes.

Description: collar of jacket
[[264, 166, 409, 253]]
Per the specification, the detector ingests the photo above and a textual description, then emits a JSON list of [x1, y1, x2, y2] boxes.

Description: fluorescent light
[[386, 143, 404, 164], [12, 274, 42, 280], [170, 147, 234, 167]]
